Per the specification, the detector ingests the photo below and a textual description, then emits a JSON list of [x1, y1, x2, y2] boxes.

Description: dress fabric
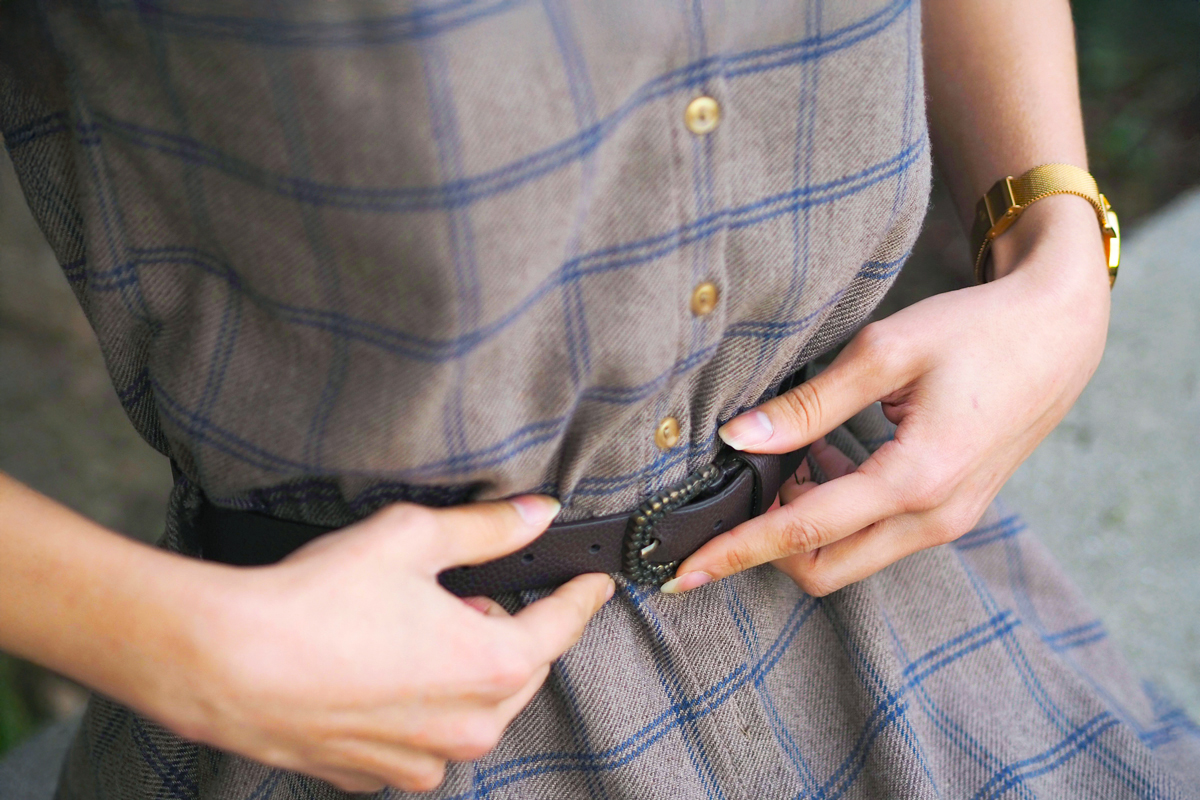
[[1, 0, 1197, 797]]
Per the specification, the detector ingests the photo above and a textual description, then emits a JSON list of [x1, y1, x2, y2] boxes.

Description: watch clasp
[[982, 176, 1020, 242], [1100, 194, 1120, 286]]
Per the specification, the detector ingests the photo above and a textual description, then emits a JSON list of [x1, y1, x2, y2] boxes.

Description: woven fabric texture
[[2, 0, 1197, 797], [3, 0, 928, 526]]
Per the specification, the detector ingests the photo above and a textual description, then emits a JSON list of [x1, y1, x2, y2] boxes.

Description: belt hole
[[521, 552, 535, 564], [589, 543, 602, 554], [713, 519, 724, 532]]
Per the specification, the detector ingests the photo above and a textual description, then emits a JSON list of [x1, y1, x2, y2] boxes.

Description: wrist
[[988, 193, 1110, 292], [0, 476, 234, 737], [987, 193, 1112, 376], [57, 533, 250, 745], [130, 559, 254, 744]]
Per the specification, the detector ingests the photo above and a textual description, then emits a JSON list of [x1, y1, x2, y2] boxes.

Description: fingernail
[[461, 596, 492, 614], [511, 496, 562, 527], [660, 571, 713, 594], [605, 578, 616, 601], [718, 411, 773, 450]]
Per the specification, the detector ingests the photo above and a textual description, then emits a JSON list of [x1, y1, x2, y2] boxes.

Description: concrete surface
[[1001, 187, 1200, 720], [0, 716, 79, 800]]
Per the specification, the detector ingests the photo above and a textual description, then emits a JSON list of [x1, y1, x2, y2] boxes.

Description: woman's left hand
[[662, 198, 1112, 597]]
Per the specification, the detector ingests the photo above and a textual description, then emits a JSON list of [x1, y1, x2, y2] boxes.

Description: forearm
[[924, 0, 1087, 223], [0, 471, 225, 729], [923, 0, 1105, 283]]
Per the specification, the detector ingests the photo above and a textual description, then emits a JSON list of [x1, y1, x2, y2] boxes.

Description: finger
[[718, 323, 915, 454], [415, 495, 562, 570], [494, 662, 551, 725], [509, 573, 614, 667], [415, 661, 550, 763], [777, 459, 815, 505], [772, 511, 933, 596], [778, 437, 860, 504], [307, 766, 386, 794], [665, 467, 904, 591], [809, 437, 859, 480], [331, 742, 448, 793], [462, 596, 510, 617]]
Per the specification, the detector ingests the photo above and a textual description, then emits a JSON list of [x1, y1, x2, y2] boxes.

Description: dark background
[[878, 0, 1200, 313], [2, 0, 1199, 759]]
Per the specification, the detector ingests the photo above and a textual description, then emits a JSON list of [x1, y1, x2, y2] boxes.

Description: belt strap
[[194, 355, 812, 597], [192, 445, 809, 597]]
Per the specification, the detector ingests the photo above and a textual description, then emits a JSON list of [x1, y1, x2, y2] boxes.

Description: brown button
[[684, 96, 720, 135], [690, 281, 719, 316], [654, 416, 681, 450]]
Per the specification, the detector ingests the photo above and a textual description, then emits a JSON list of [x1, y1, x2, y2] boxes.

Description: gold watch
[[970, 163, 1120, 287]]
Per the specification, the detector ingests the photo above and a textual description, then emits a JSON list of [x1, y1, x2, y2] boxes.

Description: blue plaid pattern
[[3, 0, 1197, 798], [3, 0, 930, 525], [57, 425, 1200, 799]]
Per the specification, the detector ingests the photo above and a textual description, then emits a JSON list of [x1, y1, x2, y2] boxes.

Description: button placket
[[647, 91, 727, 466]]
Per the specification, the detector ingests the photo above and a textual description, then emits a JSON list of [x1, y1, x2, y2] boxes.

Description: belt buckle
[[621, 455, 739, 586]]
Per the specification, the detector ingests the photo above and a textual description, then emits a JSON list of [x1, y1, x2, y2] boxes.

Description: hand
[[167, 496, 613, 793], [662, 197, 1110, 597]]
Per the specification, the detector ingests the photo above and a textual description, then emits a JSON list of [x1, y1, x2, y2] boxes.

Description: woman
[[1, 0, 1197, 797]]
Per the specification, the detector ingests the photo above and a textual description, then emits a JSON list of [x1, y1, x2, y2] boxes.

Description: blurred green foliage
[[1074, 0, 1200, 218], [0, 655, 37, 756]]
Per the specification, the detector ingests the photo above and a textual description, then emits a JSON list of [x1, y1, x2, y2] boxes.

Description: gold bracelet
[[970, 163, 1120, 287]]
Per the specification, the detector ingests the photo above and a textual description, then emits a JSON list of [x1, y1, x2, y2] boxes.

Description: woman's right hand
[[170, 496, 613, 794]]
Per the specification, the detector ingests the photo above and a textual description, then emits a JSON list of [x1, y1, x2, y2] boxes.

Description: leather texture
[[193, 444, 810, 597]]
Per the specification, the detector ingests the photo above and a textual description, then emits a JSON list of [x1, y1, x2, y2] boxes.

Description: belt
[[192, 444, 810, 597], [192, 366, 812, 597]]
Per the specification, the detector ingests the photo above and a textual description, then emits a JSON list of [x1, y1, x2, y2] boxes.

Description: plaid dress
[[2, 0, 1198, 797]]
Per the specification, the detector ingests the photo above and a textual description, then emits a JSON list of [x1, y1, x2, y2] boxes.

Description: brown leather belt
[[191, 444, 809, 597], [192, 354, 811, 597]]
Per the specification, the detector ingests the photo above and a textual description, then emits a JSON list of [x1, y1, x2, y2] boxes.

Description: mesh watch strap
[[971, 163, 1117, 285]]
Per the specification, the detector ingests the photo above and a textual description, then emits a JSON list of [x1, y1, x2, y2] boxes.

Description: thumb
[[510, 573, 615, 667], [419, 495, 561, 571], [718, 325, 912, 454]]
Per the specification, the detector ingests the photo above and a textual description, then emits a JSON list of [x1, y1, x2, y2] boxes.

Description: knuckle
[[853, 322, 903, 373], [722, 544, 750, 575], [903, 469, 954, 512], [779, 382, 824, 432], [379, 502, 432, 532], [796, 570, 839, 598], [449, 717, 504, 761], [486, 507, 522, 542], [465, 503, 522, 548], [482, 648, 532, 694], [367, 504, 439, 561], [921, 519, 957, 547], [854, 320, 889, 351], [780, 516, 824, 555], [931, 506, 976, 545]]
